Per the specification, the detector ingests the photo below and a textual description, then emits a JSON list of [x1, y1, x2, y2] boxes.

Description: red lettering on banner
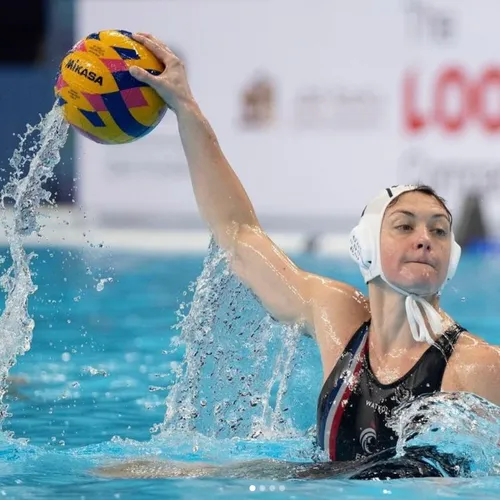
[[475, 68, 500, 132], [434, 67, 467, 132], [403, 66, 500, 134], [403, 72, 426, 132]]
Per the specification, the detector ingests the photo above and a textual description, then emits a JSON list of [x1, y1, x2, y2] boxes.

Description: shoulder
[[452, 329, 498, 362], [306, 273, 370, 319], [447, 329, 500, 406], [304, 273, 370, 345]]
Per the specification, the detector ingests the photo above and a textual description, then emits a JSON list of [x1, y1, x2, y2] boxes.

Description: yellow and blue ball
[[55, 29, 167, 145]]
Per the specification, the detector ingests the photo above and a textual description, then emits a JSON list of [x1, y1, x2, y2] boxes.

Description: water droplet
[[96, 277, 113, 292], [148, 386, 165, 392], [82, 366, 108, 377]]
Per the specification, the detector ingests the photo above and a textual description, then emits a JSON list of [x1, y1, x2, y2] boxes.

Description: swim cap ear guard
[[349, 185, 462, 344]]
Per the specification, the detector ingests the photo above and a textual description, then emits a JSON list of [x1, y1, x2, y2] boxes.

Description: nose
[[416, 241, 431, 251], [414, 227, 432, 251]]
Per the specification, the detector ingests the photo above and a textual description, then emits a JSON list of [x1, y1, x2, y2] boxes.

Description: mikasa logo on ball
[[65, 59, 103, 86]]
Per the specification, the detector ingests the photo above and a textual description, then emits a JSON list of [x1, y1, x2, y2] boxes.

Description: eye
[[432, 228, 448, 237], [396, 224, 413, 232]]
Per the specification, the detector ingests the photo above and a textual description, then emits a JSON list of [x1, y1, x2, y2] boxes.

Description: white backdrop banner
[[75, 0, 500, 233]]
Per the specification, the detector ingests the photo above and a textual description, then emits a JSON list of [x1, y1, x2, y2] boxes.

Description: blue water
[[0, 247, 499, 499]]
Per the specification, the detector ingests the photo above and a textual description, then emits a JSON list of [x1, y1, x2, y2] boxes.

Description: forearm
[[94, 458, 331, 480], [176, 101, 259, 248]]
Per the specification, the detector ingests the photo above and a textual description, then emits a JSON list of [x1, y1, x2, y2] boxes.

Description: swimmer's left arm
[[453, 339, 500, 406]]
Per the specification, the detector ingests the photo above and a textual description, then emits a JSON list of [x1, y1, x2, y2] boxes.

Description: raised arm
[[176, 100, 322, 325], [129, 33, 366, 335]]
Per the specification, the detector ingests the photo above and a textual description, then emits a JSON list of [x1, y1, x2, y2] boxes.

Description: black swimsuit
[[317, 321, 465, 462]]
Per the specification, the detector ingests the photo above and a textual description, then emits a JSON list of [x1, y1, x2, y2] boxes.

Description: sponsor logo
[[65, 59, 103, 86], [239, 75, 275, 128], [238, 75, 385, 131], [360, 426, 377, 454], [403, 66, 500, 134], [294, 87, 385, 130]]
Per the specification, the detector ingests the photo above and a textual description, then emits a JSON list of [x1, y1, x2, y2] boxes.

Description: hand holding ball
[[54, 30, 168, 145]]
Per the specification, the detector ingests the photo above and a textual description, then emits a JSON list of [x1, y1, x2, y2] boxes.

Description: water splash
[[0, 104, 69, 421], [154, 240, 304, 443], [389, 391, 500, 476], [95, 277, 113, 292]]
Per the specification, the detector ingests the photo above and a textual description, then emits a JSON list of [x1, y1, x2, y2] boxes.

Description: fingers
[[132, 33, 177, 63], [132, 33, 165, 61], [129, 66, 158, 86], [135, 32, 162, 46]]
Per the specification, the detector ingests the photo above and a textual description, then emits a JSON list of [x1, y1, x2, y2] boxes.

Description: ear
[[446, 239, 461, 282], [349, 222, 373, 270]]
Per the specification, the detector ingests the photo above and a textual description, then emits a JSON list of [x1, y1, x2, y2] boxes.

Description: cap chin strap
[[405, 295, 443, 343], [382, 277, 443, 344]]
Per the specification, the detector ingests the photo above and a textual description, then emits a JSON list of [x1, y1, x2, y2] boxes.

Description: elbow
[[213, 222, 261, 257], [218, 223, 263, 282]]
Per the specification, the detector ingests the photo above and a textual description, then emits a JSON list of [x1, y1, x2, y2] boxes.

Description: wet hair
[[387, 184, 453, 225]]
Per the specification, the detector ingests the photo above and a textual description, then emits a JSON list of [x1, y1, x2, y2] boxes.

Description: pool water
[[0, 246, 499, 499]]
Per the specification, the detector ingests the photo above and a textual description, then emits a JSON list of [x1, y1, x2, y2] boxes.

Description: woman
[[96, 33, 500, 479]]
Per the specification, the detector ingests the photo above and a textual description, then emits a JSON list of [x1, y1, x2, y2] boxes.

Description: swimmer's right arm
[[129, 34, 368, 337]]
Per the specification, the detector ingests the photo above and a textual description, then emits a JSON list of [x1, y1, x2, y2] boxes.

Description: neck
[[367, 278, 441, 354]]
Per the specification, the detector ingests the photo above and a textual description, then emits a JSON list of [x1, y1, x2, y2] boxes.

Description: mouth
[[407, 260, 435, 269]]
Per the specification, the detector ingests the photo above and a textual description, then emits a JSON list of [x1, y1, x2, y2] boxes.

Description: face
[[380, 191, 452, 296]]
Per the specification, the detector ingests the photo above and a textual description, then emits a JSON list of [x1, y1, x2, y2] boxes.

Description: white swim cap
[[349, 185, 461, 344]]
